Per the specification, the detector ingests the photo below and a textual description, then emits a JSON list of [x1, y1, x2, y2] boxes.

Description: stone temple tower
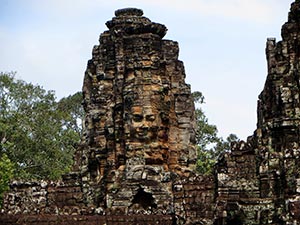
[[76, 7, 197, 213], [4, 2, 300, 224]]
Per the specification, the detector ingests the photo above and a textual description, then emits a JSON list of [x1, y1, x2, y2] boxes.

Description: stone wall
[[0, 214, 174, 225], [1, 174, 89, 216], [174, 176, 215, 224]]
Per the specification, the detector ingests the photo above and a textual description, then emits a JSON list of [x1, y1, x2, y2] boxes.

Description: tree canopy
[[0, 72, 83, 181]]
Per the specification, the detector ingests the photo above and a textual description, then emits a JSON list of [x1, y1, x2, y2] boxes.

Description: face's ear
[[124, 95, 134, 110], [124, 112, 130, 122]]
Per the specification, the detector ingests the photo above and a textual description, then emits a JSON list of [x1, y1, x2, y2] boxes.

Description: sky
[[0, 0, 295, 140]]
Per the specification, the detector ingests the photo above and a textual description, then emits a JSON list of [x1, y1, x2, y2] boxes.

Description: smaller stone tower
[[215, 1, 300, 223]]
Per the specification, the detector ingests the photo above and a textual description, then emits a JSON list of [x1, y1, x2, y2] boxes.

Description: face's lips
[[136, 129, 149, 136], [134, 127, 152, 140]]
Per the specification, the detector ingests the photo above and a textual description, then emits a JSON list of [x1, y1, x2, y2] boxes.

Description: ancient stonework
[[2, 1, 300, 224], [78, 8, 197, 214], [215, 1, 300, 224]]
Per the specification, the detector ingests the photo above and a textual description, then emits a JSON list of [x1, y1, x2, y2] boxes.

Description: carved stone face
[[130, 106, 159, 141]]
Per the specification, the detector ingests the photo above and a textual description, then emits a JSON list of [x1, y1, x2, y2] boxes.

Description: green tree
[[193, 92, 219, 151], [0, 153, 14, 206], [193, 91, 239, 174], [58, 92, 84, 136], [214, 133, 240, 156], [0, 72, 83, 180]]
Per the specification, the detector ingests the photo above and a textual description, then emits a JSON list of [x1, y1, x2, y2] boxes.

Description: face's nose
[[140, 119, 149, 129]]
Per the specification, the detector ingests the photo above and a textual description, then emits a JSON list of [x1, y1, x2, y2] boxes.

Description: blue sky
[[0, 0, 295, 140]]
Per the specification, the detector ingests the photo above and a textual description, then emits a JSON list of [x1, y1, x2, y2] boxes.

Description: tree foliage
[[0, 72, 83, 181], [58, 92, 84, 136], [0, 153, 14, 206], [193, 91, 239, 174]]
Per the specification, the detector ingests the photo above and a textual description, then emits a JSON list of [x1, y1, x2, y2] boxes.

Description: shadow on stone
[[131, 188, 157, 210]]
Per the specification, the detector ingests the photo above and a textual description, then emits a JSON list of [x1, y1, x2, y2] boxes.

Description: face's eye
[[132, 114, 143, 122], [146, 115, 156, 122]]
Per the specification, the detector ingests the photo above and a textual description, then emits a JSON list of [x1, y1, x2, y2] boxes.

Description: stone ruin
[[1, 1, 300, 224]]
